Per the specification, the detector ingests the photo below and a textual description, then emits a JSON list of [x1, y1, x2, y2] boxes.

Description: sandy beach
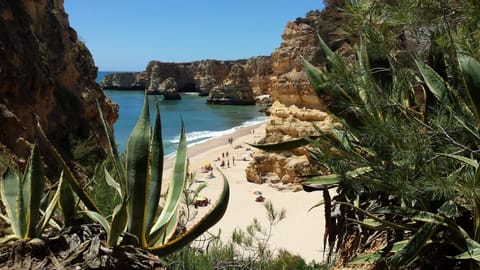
[[163, 123, 326, 263]]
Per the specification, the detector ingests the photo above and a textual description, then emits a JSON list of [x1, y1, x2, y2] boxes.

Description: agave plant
[[39, 94, 229, 256], [0, 144, 60, 243]]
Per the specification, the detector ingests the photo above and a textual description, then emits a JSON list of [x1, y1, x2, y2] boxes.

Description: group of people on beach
[[218, 150, 235, 168]]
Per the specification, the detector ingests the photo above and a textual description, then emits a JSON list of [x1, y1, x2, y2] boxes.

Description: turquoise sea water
[[97, 72, 268, 156]]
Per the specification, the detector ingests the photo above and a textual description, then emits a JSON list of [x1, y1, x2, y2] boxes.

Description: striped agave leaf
[[0, 144, 59, 240], [149, 169, 230, 256], [85, 94, 229, 254]]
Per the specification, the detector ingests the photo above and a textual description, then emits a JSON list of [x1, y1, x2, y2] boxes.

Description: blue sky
[[64, 1, 324, 71]]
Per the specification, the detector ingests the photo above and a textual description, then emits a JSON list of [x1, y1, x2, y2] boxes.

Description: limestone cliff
[[100, 56, 272, 103], [245, 10, 345, 188], [206, 64, 256, 105], [0, 0, 118, 176]]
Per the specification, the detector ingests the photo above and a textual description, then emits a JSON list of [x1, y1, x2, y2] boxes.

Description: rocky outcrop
[[246, 10, 343, 188], [269, 13, 323, 109], [100, 57, 273, 99], [0, 0, 118, 177], [158, 77, 181, 100], [245, 102, 337, 187], [99, 72, 144, 90], [206, 64, 256, 105]]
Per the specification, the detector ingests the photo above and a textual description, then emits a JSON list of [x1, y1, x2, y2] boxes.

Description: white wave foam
[[167, 116, 269, 146]]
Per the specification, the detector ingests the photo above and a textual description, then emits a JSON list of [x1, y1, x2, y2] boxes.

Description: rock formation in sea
[[245, 10, 347, 189], [99, 56, 272, 105], [0, 0, 118, 177]]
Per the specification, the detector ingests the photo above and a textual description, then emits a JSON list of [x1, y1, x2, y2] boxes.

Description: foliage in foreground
[[0, 94, 230, 268], [166, 201, 325, 270], [255, 0, 480, 268]]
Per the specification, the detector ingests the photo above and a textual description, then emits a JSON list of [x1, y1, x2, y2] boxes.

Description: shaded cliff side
[[0, 0, 118, 176]]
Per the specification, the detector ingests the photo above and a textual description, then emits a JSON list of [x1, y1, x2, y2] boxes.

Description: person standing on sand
[[232, 156, 235, 166]]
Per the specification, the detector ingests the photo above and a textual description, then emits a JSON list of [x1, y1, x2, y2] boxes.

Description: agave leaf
[[1, 168, 22, 237], [415, 59, 449, 102], [346, 217, 386, 230], [83, 210, 111, 237], [59, 172, 76, 225], [338, 202, 411, 231], [152, 207, 179, 247], [149, 169, 230, 256], [146, 101, 164, 231], [149, 121, 188, 245], [24, 144, 45, 238], [0, 235, 20, 245], [303, 57, 328, 96], [378, 206, 449, 226], [104, 168, 122, 198], [308, 201, 325, 212], [390, 223, 437, 267], [36, 122, 99, 212], [107, 198, 129, 247], [451, 247, 480, 262], [96, 100, 126, 189], [35, 177, 61, 236], [458, 54, 480, 122], [317, 33, 345, 72], [250, 137, 314, 152], [125, 95, 151, 246], [437, 153, 478, 169], [302, 174, 340, 186]]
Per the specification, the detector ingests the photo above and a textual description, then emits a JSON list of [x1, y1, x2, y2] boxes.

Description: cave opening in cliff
[[178, 82, 196, 92]]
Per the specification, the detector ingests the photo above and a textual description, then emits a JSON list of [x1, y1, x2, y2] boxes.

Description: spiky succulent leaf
[[390, 223, 437, 267], [58, 172, 76, 225], [250, 137, 314, 152], [125, 95, 151, 247], [107, 197, 129, 247], [302, 174, 341, 186], [146, 101, 163, 231], [96, 100, 127, 194], [35, 180, 60, 236], [458, 54, 480, 123], [415, 59, 449, 102], [149, 169, 230, 256], [1, 168, 22, 237], [149, 121, 188, 245], [36, 123, 99, 212], [24, 144, 45, 238]]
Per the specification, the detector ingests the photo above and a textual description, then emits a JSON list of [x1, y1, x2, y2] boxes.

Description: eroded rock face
[[0, 0, 118, 176], [270, 13, 322, 109], [245, 102, 337, 187], [245, 11, 339, 187], [99, 57, 273, 98], [206, 64, 256, 105]]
